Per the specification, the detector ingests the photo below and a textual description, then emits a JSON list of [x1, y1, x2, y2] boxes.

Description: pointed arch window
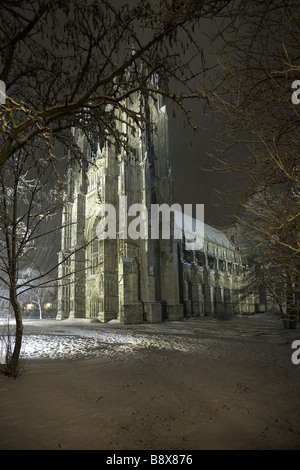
[[91, 237, 98, 275]]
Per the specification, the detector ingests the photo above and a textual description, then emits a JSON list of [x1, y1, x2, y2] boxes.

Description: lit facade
[[57, 93, 258, 323]]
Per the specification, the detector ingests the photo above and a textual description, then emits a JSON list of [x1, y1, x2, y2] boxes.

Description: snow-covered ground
[[20, 318, 210, 361], [0, 314, 300, 450], [1, 313, 294, 362]]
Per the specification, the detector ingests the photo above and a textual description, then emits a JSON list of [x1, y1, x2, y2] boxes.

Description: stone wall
[[57, 92, 259, 324]]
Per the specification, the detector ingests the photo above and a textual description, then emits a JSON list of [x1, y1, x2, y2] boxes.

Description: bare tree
[[0, 0, 235, 174], [201, 1, 300, 327], [0, 149, 97, 376], [18, 268, 57, 319]]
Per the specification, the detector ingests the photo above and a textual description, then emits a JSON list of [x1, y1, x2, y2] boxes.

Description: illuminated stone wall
[[57, 93, 257, 323]]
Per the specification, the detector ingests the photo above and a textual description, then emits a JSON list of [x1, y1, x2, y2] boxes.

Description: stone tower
[[57, 92, 184, 323]]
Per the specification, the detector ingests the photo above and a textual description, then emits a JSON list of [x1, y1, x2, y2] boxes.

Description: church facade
[[57, 93, 258, 324]]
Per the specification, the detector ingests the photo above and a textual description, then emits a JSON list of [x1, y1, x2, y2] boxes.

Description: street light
[[25, 301, 42, 319], [43, 303, 53, 310]]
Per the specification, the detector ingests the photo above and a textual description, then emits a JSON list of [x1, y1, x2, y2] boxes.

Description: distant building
[[57, 93, 258, 323]]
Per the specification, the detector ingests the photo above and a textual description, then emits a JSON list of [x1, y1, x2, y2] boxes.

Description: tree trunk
[[282, 310, 298, 329], [282, 300, 298, 329], [282, 281, 298, 329], [8, 288, 23, 376]]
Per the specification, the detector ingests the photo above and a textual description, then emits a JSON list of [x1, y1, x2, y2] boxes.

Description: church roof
[[173, 209, 234, 250], [203, 224, 234, 249]]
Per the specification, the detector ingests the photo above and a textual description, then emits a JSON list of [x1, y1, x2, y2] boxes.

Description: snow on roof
[[203, 224, 234, 249], [173, 209, 234, 250]]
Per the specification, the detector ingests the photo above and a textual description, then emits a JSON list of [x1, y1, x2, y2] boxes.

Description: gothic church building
[[57, 93, 257, 324]]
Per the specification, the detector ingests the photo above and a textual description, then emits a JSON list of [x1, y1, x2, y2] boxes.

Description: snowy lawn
[[0, 314, 299, 450]]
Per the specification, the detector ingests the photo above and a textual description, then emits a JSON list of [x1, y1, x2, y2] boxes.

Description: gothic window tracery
[[91, 237, 98, 275]]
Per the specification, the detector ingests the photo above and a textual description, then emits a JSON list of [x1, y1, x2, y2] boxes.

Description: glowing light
[[44, 303, 53, 310]]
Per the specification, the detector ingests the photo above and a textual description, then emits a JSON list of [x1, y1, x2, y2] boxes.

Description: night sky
[[168, 102, 238, 229], [166, 19, 240, 230]]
